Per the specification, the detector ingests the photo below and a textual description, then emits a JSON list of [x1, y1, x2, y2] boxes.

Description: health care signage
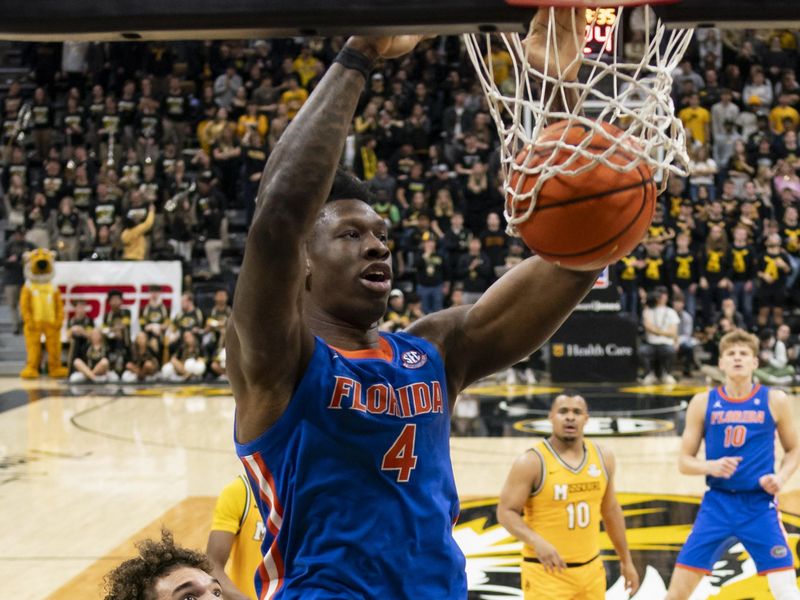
[[53, 261, 182, 340]]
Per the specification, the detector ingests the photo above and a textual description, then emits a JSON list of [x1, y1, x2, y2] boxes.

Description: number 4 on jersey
[[382, 424, 418, 482]]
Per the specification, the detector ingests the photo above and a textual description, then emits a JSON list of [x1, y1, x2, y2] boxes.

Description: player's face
[[718, 344, 758, 380], [151, 566, 222, 599], [308, 200, 392, 328], [549, 396, 589, 443]]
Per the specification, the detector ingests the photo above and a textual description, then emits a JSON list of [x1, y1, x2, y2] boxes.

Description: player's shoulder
[[516, 444, 546, 473], [768, 386, 791, 410], [589, 440, 615, 472], [221, 475, 248, 498], [689, 389, 711, 407], [404, 305, 470, 356]]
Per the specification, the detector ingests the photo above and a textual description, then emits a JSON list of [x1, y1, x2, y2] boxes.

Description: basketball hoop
[[464, 1, 694, 237]]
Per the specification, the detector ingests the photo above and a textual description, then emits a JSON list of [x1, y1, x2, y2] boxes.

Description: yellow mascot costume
[[19, 249, 69, 379]]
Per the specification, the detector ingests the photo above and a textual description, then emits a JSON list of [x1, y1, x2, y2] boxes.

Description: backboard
[[0, 0, 794, 41], [653, 0, 800, 29]]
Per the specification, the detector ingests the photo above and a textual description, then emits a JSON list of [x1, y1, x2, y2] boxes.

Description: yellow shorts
[[521, 557, 606, 600]]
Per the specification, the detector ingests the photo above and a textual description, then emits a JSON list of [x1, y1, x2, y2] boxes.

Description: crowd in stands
[[0, 13, 798, 384]]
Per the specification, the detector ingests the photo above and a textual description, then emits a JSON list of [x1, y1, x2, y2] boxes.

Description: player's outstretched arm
[[599, 446, 640, 596], [762, 389, 800, 495], [410, 258, 597, 397], [497, 450, 567, 573], [228, 35, 425, 442]]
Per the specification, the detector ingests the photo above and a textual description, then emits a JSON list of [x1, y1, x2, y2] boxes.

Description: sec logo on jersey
[[401, 350, 427, 369]]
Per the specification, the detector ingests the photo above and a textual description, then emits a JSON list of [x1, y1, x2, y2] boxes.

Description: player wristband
[[334, 46, 375, 80]]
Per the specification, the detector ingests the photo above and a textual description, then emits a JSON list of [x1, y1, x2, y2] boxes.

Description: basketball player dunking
[[666, 330, 800, 600], [227, 21, 599, 600], [497, 393, 639, 599]]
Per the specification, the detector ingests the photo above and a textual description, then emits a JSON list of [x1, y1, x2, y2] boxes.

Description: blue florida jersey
[[235, 332, 466, 599], [705, 384, 776, 492]]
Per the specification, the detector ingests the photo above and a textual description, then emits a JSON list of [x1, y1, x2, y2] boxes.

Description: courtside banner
[[53, 261, 182, 340]]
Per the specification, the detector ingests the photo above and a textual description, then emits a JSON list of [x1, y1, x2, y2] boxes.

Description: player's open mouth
[[360, 265, 392, 294]]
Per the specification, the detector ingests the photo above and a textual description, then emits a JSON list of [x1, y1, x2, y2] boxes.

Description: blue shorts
[[676, 488, 794, 575]]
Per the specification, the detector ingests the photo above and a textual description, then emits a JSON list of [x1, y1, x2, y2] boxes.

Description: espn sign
[[52, 261, 182, 339]]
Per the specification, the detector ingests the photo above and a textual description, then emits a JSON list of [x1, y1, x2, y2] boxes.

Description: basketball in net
[[507, 120, 656, 271]]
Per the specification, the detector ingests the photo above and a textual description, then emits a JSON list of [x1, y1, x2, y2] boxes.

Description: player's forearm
[[252, 43, 373, 235], [497, 507, 543, 548], [777, 446, 800, 484], [209, 564, 250, 600], [678, 454, 710, 476], [601, 503, 633, 565]]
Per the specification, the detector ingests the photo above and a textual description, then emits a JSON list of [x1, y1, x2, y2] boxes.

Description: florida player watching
[[666, 330, 800, 599], [226, 24, 599, 600]]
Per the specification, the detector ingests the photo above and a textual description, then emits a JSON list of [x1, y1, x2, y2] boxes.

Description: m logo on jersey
[[401, 350, 427, 369], [588, 464, 602, 477]]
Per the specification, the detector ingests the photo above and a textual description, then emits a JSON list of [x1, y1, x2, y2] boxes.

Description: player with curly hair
[[103, 528, 222, 600]]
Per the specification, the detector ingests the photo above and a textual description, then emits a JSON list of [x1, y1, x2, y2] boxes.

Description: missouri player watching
[[497, 393, 639, 600]]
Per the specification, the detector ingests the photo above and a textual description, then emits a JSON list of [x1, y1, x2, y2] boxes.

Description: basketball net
[[464, 6, 694, 236]]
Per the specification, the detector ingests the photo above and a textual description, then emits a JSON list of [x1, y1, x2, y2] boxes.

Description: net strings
[[464, 7, 694, 235]]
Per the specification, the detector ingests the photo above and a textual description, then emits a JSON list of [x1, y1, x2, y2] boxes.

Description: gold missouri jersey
[[522, 439, 608, 563], [211, 475, 265, 599]]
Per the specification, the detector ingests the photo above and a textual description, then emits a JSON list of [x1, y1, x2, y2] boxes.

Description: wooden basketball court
[[2, 377, 799, 599]]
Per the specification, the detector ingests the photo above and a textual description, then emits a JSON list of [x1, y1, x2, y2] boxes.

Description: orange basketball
[[507, 120, 656, 271]]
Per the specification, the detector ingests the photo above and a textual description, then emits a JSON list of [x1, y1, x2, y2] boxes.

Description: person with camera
[[640, 286, 681, 385]]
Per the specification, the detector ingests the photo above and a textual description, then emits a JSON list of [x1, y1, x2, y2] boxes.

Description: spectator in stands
[[754, 328, 795, 385], [456, 236, 493, 304], [414, 236, 449, 314], [69, 328, 118, 383], [166, 292, 205, 355], [208, 344, 227, 382], [120, 198, 155, 260], [202, 288, 231, 357], [122, 331, 160, 382], [102, 289, 131, 373], [673, 294, 698, 377], [279, 74, 308, 121], [381, 289, 410, 332], [729, 225, 757, 327], [65, 297, 94, 366], [687, 145, 718, 200], [756, 233, 792, 327], [670, 232, 699, 319], [140, 285, 170, 355], [640, 239, 670, 292], [214, 63, 243, 109], [770, 92, 800, 134], [479, 212, 509, 269], [679, 93, 711, 147], [699, 224, 731, 326], [3, 226, 34, 335], [743, 65, 774, 112], [640, 286, 680, 385], [162, 330, 207, 381], [195, 188, 227, 277]]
